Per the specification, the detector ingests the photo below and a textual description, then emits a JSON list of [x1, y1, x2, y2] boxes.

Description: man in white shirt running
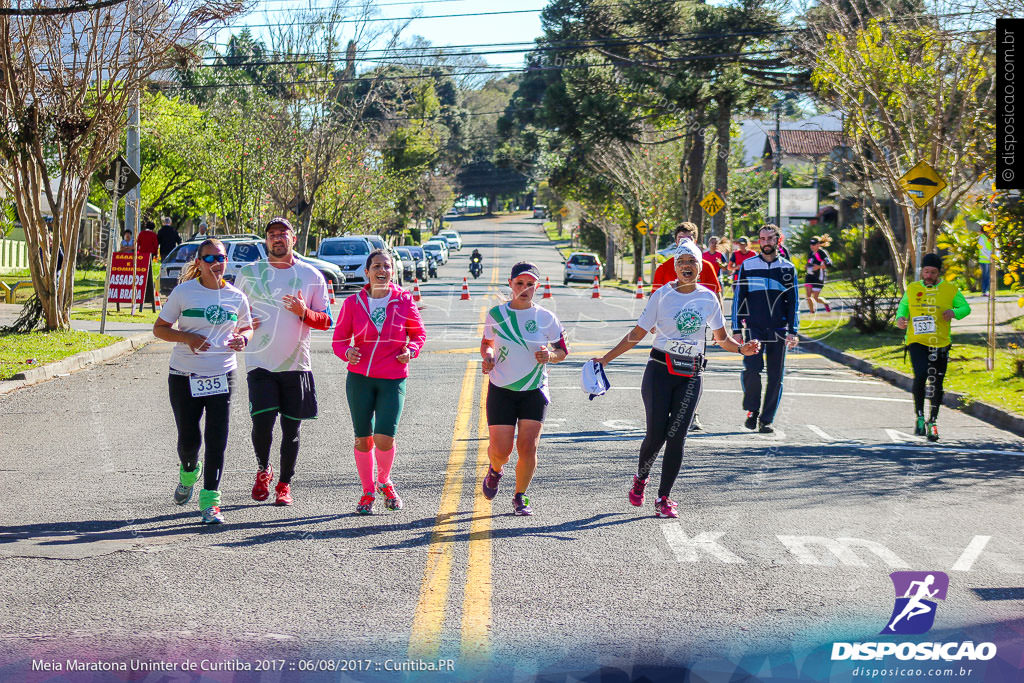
[[235, 218, 332, 506]]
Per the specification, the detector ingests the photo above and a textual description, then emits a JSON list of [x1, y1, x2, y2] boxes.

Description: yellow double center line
[[408, 251, 499, 665]]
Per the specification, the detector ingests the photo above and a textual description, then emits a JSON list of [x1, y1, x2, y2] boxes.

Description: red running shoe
[[274, 481, 293, 506], [251, 466, 274, 502]]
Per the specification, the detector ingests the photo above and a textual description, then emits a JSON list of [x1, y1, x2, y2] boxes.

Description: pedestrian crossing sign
[[899, 162, 946, 208], [700, 191, 725, 217]]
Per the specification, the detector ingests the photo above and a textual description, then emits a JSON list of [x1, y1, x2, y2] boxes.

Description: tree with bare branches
[[0, 0, 244, 330]]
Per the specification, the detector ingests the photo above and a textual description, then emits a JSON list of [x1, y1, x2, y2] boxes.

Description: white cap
[[674, 238, 703, 263], [580, 360, 611, 400]]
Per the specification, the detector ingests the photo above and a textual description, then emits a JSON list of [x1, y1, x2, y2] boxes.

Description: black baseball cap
[[510, 262, 540, 281], [265, 217, 293, 233], [737, 236, 748, 244], [809, 237, 820, 245]]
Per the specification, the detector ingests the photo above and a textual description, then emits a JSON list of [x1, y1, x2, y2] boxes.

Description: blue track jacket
[[731, 253, 800, 341]]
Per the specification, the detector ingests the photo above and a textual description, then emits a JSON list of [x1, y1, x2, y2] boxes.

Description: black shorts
[[485, 382, 549, 426], [247, 368, 318, 420]]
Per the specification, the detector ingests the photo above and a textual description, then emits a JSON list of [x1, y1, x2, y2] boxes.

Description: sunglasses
[[200, 254, 227, 263]]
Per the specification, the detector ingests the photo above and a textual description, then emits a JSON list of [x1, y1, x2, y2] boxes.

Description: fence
[[0, 239, 27, 274]]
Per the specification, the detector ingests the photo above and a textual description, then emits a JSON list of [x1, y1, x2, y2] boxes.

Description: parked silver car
[[316, 236, 374, 287]]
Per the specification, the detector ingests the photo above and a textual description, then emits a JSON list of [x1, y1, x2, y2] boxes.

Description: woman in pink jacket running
[[332, 249, 426, 514]]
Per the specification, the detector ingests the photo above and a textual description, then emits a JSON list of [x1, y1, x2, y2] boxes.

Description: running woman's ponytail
[[815, 234, 833, 247], [178, 238, 224, 284]]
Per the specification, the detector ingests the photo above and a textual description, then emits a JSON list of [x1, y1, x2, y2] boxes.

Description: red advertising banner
[[107, 252, 152, 305]]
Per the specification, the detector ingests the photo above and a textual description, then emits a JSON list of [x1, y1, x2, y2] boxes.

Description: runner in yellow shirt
[[894, 253, 971, 441]]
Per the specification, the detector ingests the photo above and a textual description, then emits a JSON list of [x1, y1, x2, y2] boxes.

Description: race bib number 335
[[190, 374, 229, 397]]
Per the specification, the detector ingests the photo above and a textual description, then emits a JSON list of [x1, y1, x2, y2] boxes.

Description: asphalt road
[[1, 214, 1022, 682]]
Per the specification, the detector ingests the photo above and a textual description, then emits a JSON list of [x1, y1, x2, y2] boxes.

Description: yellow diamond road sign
[[700, 191, 725, 217], [899, 161, 946, 208], [635, 220, 648, 235], [559, 206, 569, 217]]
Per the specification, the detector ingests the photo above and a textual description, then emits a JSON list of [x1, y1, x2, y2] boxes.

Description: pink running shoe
[[654, 496, 678, 518], [628, 475, 648, 507]]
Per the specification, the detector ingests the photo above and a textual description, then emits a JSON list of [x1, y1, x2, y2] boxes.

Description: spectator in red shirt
[[703, 236, 726, 276], [653, 223, 721, 304], [728, 236, 756, 284], [137, 219, 159, 262]]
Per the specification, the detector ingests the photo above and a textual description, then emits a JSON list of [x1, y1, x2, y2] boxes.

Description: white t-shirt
[[235, 260, 330, 372], [368, 295, 389, 332], [637, 284, 724, 356], [483, 303, 565, 391], [159, 279, 252, 377]]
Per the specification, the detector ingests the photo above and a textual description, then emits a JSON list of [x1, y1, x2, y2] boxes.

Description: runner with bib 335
[[894, 252, 970, 441]]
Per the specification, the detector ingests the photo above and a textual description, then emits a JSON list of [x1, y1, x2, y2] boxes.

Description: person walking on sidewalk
[[594, 241, 761, 517], [332, 249, 426, 515], [153, 238, 252, 524], [977, 227, 995, 296], [894, 252, 971, 441], [235, 218, 333, 507], [480, 262, 568, 516], [731, 224, 800, 434]]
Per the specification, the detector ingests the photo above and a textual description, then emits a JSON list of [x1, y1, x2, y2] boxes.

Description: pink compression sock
[[354, 447, 375, 493], [375, 446, 395, 485]]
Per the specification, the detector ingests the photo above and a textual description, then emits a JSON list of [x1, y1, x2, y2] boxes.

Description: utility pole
[[774, 104, 783, 229], [100, 160, 122, 336], [125, 7, 141, 314]]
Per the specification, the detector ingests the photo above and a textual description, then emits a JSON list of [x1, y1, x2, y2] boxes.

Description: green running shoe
[[914, 415, 926, 437], [926, 421, 939, 442], [174, 463, 202, 505]]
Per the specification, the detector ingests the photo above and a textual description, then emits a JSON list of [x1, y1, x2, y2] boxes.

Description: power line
[[167, 47, 797, 91], [214, 7, 545, 29]]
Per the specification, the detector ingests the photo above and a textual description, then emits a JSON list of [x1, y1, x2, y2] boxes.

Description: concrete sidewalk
[[0, 303, 155, 395]]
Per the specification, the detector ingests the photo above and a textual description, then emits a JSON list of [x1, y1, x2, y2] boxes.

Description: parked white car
[[424, 237, 450, 264], [437, 229, 462, 251], [563, 252, 602, 285]]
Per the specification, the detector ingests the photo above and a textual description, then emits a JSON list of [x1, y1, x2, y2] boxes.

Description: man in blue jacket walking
[[731, 224, 800, 433]]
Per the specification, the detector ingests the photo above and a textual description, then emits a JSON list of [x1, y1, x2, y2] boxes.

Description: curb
[[799, 336, 1024, 438], [1, 331, 155, 396]]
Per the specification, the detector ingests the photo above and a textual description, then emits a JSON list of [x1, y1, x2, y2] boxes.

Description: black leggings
[[638, 360, 703, 498], [168, 372, 235, 491], [252, 412, 301, 483], [908, 343, 950, 420]]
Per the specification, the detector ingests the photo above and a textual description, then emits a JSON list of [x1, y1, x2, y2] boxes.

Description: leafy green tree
[[805, 2, 994, 285]]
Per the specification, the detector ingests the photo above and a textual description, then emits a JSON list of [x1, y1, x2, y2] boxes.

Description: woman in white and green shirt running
[[153, 238, 252, 525], [479, 262, 568, 516]]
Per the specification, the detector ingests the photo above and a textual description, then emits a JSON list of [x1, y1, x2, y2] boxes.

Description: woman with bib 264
[[332, 248, 426, 515], [153, 238, 252, 524], [593, 240, 759, 517], [480, 262, 568, 516]]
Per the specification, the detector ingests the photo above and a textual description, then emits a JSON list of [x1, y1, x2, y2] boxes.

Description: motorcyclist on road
[[470, 249, 483, 278]]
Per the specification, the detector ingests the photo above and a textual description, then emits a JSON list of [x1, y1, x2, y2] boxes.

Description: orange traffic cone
[[635, 278, 645, 299], [542, 276, 552, 299], [412, 278, 422, 302], [153, 287, 162, 311], [591, 276, 601, 299], [460, 277, 471, 301], [329, 286, 336, 306]]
